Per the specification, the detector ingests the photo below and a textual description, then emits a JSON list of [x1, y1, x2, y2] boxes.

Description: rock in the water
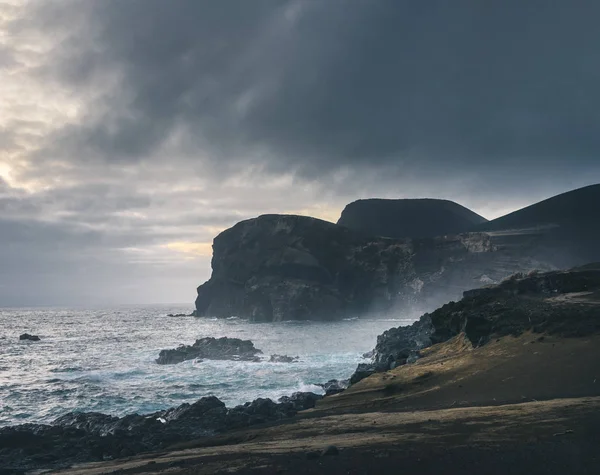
[[269, 354, 299, 363], [19, 333, 40, 341], [318, 379, 349, 396], [156, 337, 262, 364], [167, 312, 194, 317]]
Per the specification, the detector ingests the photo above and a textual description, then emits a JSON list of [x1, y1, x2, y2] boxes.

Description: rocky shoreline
[[0, 391, 323, 473], [3, 264, 600, 474]]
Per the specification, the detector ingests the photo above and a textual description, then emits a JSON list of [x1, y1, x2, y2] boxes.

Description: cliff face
[[195, 215, 498, 321], [337, 198, 487, 239]]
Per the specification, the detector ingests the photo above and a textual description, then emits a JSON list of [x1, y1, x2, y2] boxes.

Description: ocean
[[0, 305, 415, 427]]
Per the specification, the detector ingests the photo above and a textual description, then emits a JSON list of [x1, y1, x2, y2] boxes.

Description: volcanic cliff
[[195, 215, 504, 321]]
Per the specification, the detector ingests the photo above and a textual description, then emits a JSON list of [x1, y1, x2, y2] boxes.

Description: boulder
[[19, 333, 40, 341], [318, 379, 349, 396], [156, 337, 262, 364], [269, 354, 299, 363], [277, 392, 323, 410]]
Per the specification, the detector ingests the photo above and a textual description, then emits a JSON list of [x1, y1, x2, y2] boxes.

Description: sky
[[1, 0, 599, 306]]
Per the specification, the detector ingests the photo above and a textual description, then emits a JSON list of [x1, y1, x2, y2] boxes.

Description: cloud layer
[[1, 0, 599, 305]]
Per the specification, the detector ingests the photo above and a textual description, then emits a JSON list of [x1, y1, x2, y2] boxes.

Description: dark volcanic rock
[[338, 198, 487, 239], [371, 315, 434, 371], [156, 337, 262, 364], [318, 379, 349, 396], [349, 315, 433, 383], [350, 363, 376, 385], [0, 393, 321, 473], [195, 214, 500, 321], [19, 333, 40, 341], [429, 265, 600, 346], [350, 265, 600, 385], [277, 392, 323, 410], [269, 354, 299, 363]]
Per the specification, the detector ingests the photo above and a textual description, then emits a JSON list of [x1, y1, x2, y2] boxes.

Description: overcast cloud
[[1, 0, 599, 306]]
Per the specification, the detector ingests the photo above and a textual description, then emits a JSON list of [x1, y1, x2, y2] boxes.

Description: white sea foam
[[0, 305, 416, 426]]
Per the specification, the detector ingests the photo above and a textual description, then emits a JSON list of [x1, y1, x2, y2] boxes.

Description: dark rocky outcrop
[[338, 198, 487, 239], [429, 264, 600, 345], [0, 392, 322, 473], [193, 186, 600, 322], [195, 214, 502, 321], [351, 265, 600, 384], [156, 337, 262, 364], [269, 354, 299, 363], [277, 392, 323, 411], [370, 315, 434, 372], [19, 333, 40, 341], [317, 379, 349, 396]]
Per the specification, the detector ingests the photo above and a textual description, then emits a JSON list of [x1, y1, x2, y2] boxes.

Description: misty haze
[[1, 1, 600, 474]]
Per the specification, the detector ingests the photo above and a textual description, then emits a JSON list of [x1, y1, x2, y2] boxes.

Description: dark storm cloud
[[28, 0, 600, 176]]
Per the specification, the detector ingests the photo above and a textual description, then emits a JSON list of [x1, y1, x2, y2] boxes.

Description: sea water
[[0, 305, 415, 427]]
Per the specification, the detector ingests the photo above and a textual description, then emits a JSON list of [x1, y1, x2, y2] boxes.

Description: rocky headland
[[194, 214, 518, 321], [194, 185, 600, 321]]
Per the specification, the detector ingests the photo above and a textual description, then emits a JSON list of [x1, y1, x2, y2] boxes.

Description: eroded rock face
[[156, 337, 262, 364], [195, 215, 499, 321]]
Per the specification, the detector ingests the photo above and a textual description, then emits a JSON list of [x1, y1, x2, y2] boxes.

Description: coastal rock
[[269, 354, 299, 363], [0, 392, 320, 473], [19, 333, 40, 341], [167, 312, 194, 317], [349, 363, 376, 385], [195, 214, 499, 321], [429, 265, 600, 346], [278, 391, 323, 410], [156, 337, 262, 364], [318, 379, 349, 396], [349, 265, 600, 387], [371, 315, 433, 371]]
